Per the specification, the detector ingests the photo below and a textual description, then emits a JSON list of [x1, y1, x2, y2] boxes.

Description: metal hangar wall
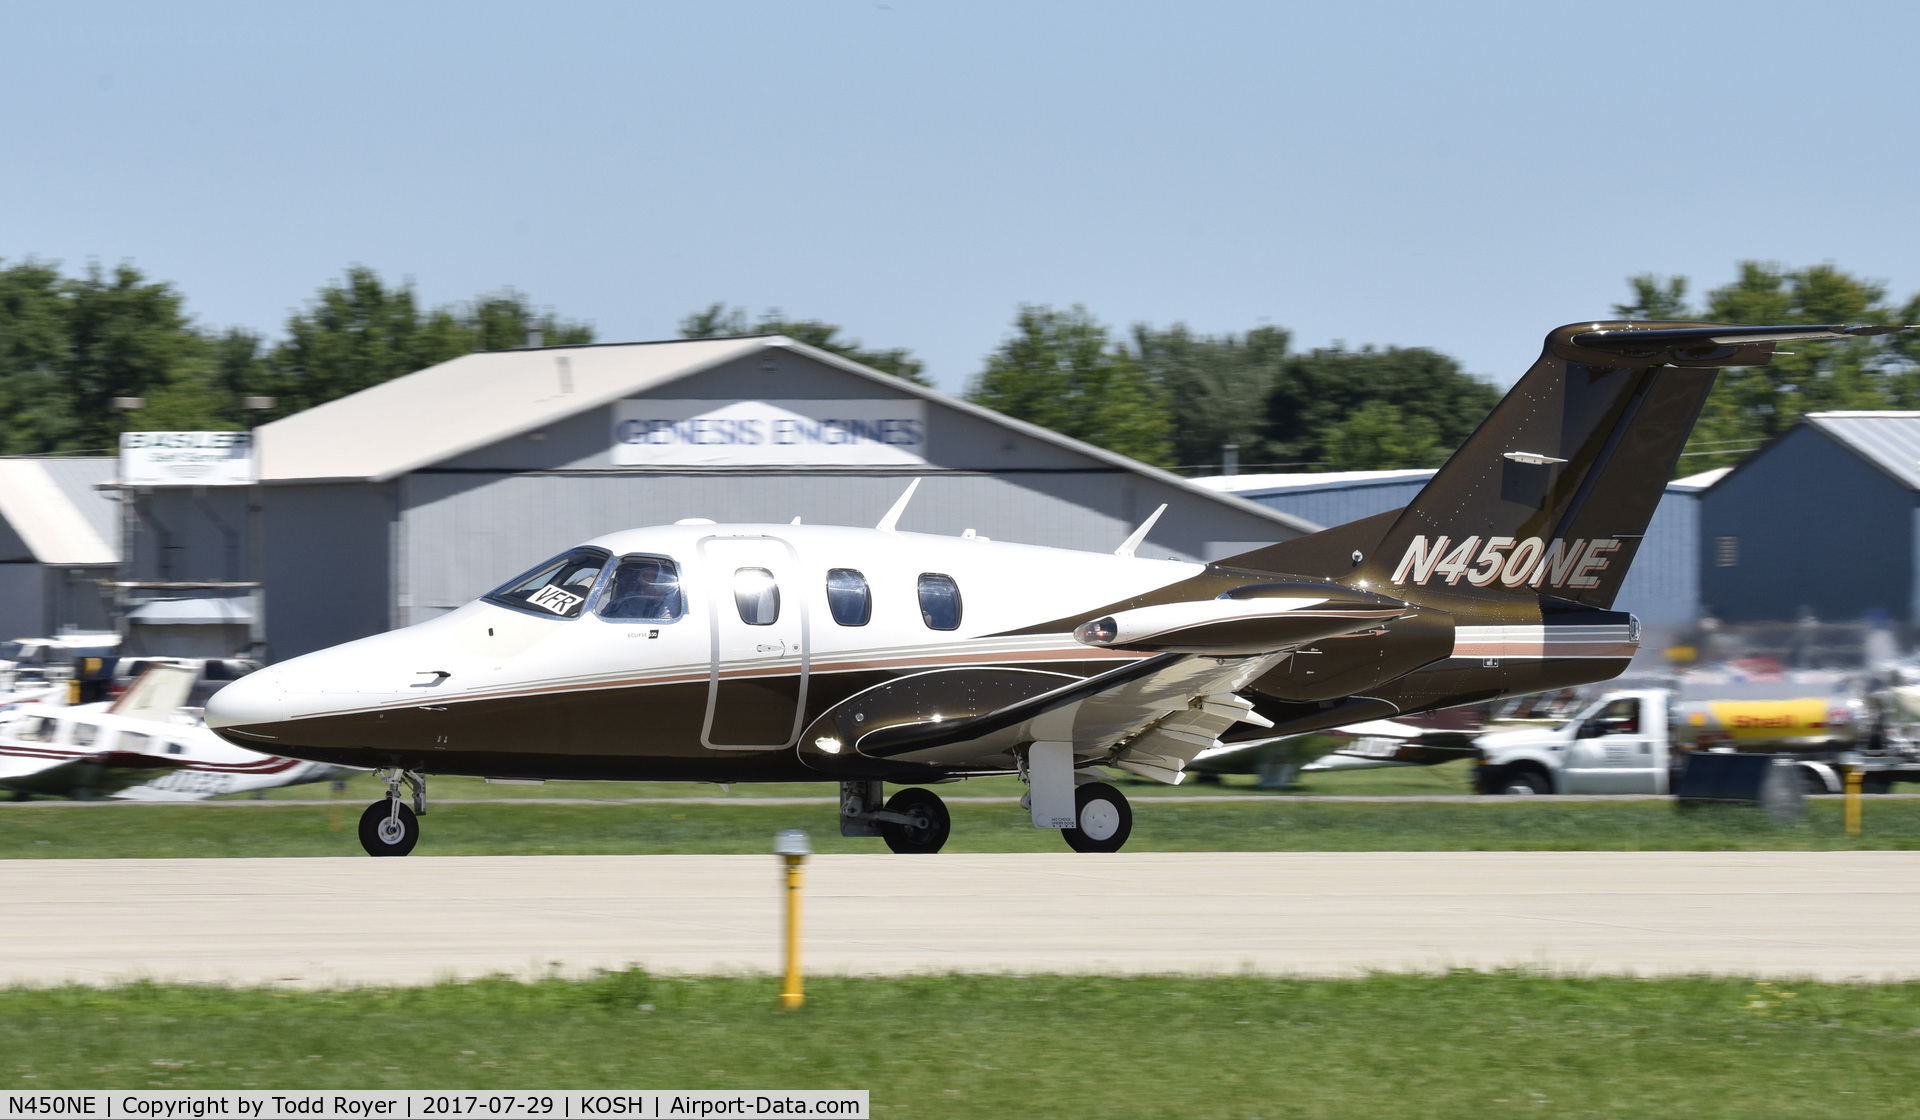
[[1700, 412, 1920, 624]]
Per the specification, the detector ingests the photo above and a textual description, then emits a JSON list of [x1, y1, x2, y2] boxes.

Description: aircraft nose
[[204, 664, 293, 730]]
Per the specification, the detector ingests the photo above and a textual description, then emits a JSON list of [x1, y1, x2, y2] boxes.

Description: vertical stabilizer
[[1223, 320, 1899, 608]]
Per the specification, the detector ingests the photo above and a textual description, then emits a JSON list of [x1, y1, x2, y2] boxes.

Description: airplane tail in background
[[1225, 320, 1909, 608]]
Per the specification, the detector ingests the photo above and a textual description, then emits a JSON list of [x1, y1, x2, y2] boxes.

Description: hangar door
[[700, 535, 810, 749]]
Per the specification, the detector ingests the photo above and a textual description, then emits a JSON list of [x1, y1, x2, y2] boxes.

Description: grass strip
[[3, 972, 1918, 1117], [5, 797, 1920, 857]]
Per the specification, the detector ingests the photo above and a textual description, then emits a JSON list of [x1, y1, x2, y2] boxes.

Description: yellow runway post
[[775, 830, 810, 1010], [1845, 768, 1863, 837]]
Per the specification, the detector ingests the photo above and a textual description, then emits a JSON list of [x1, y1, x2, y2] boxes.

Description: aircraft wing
[[844, 650, 1289, 782], [0, 749, 182, 799], [1188, 716, 1480, 777], [819, 588, 1421, 782]]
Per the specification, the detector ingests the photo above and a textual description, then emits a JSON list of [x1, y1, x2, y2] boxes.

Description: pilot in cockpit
[[600, 556, 684, 621]]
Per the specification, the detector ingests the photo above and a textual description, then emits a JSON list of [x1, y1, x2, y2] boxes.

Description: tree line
[[0, 262, 591, 453], [2, 257, 1913, 474], [1614, 264, 1920, 470]]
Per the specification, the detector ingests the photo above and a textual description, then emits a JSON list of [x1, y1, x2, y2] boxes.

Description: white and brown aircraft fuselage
[[207, 319, 1911, 854]]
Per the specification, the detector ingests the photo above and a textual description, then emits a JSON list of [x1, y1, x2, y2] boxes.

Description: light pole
[[775, 829, 810, 1009]]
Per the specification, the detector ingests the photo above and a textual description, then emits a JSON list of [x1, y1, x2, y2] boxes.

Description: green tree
[[464, 290, 596, 353], [1613, 274, 1693, 321], [1322, 400, 1444, 470], [0, 259, 219, 451], [1130, 323, 1290, 470], [1617, 263, 1913, 471], [0, 259, 84, 452], [968, 304, 1173, 466], [264, 267, 464, 414], [262, 269, 594, 420], [679, 303, 931, 386], [1264, 345, 1499, 470]]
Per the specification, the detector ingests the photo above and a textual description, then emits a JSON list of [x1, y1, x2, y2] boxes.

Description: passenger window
[[165, 741, 184, 755], [15, 717, 48, 743], [485, 547, 611, 619], [826, 569, 871, 626], [119, 732, 148, 753], [734, 567, 781, 626], [71, 723, 96, 747], [917, 573, 962, 631], [597, 555, 686, 622]]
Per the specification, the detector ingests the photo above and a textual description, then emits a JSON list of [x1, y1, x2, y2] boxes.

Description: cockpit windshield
[[485, 547, 610, 618], [595, 555, 686, 622]]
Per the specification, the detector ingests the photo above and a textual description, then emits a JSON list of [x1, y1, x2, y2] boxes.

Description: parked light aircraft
[[205, 320, 1911, 855], [0, 664, 348, 801]]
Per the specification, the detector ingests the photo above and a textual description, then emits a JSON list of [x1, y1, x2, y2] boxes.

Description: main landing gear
[[837, 772, 1137, 855], [359, 769, 425, 857], [1062, 782, 1132, 853]]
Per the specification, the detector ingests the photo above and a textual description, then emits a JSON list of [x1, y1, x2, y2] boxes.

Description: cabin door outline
[[699, 534, 810, 749]]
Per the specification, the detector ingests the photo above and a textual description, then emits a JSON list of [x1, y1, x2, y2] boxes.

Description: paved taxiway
[[6, 852, 1916, 986]]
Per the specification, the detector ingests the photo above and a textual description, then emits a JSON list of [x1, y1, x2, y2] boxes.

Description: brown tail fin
[[1220, 320, 1846, 608]]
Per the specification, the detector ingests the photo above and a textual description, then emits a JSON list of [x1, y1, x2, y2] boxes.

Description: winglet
[[876, 478, 921, 532], [1114, 504, 1168, 558]]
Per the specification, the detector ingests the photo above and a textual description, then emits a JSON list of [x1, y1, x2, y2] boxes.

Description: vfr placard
[[611, 400, 927, 466]]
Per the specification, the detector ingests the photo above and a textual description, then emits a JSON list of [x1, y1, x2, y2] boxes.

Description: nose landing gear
[[358, 770, 425, 857]]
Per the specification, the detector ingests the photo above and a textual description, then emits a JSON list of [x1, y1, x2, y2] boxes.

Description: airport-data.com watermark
[[2, 1092, 867, 1120]]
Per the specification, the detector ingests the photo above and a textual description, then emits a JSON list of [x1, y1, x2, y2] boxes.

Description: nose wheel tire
[[1062, 782, 1132, 853], [880, 787, 951, 854], [358, 800, 420, 857]]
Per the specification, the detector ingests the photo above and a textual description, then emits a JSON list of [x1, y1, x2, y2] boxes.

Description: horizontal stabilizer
[[1572, 323, 1911, 350]]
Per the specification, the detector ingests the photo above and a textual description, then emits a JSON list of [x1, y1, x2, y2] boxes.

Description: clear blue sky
[[5, 1, 1917, 393]]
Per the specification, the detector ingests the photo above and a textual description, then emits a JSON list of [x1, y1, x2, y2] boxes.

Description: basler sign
[[611, 399, 928, 466], [119, 431, 256, 486]]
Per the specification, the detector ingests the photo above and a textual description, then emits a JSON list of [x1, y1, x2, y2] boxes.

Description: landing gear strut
[[358, 769, 425, 857]]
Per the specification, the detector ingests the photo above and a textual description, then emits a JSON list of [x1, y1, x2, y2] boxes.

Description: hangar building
[[123, 336, 1313, 661], [0, 458, 119, 640], [1196, 466, 1714, 627], [1700, 411, 1920, 624]]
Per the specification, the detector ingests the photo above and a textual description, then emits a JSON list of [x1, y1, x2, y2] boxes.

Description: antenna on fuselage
[[1114, 503, 1168, 558], [876, 478, 921, 532]]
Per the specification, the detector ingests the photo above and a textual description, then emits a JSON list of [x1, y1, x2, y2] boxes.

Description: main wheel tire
[[358, 799, 420, 857], [1500, 769, 1551, 796], [1062, 782, 1133, 853], [880, 787, 951, 854]]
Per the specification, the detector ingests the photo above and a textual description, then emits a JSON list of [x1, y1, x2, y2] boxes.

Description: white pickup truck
[[1474, 689, 1684, 795], [1475, 679, 1920, 795]]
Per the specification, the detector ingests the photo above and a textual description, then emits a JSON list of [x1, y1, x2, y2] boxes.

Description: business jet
[[1, 663, 349, 801], [205, 320, 1908, 855]]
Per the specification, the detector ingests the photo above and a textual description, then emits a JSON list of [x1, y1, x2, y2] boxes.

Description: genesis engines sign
[[119, 431, 256, 486], [612, 399, 928, 466]]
